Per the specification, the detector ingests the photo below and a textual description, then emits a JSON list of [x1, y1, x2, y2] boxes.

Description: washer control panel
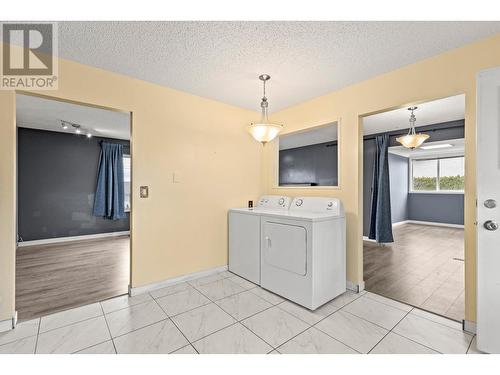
[[290, 197, 343, 216], [257, 195, 292, 210]]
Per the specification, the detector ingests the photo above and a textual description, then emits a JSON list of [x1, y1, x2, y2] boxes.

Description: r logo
[[2, 23, 53, 76]]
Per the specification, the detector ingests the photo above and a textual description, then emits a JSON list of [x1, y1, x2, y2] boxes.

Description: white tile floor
[[0, 270, 482, 354]]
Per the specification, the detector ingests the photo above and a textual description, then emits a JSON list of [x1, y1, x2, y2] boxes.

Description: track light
[[61, 120, 94, 138]]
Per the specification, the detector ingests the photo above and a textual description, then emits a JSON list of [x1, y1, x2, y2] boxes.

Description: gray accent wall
[[408, 193, 464, 225], [279, 141, 338, 186], [17, 127, 130, 241]]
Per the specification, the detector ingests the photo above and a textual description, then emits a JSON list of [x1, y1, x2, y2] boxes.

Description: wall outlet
[[140, 186, 149, 198]]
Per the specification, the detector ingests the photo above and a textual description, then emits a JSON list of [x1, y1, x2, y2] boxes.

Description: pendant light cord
[[408, 107, 417, 135], [260, 79, 269, 122]]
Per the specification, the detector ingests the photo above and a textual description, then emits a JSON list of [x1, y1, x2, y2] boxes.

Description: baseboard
[[364, 221, 463, 243], [463, 319, 476, 334], [347, 280, 365, 293], [362, 236, 388, 246], [392, 220, 409, 227], [364, 221, 408, 241], [406, 220, 464, 229], [129, 265, 228, 296], [0, 311, 17, 333], [17, 231, 130, 247], [392, 220, 463, 228]]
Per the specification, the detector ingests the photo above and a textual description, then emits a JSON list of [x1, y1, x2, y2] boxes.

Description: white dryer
[[228, 196, 291, 284], [260, 197, 346, 310]]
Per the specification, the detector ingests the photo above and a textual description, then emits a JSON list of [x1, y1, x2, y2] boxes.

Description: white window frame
[[123, 154, 131, 212], [409, 155, 465, 194]]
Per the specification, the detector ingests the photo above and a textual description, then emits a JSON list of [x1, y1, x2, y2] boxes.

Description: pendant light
[[396, 106, 429, 149], [247, 74, 283, 145]]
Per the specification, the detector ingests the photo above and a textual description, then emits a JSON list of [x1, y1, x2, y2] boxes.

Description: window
[[412, 159, 438, 191], [439, 157, 465, 190], [123, 155, 131, 211], [411, 156, 464, 192]]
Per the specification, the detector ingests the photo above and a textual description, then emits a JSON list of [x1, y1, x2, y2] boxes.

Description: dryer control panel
[[257, 195, 292, 210], [290, 197, 343, 216]]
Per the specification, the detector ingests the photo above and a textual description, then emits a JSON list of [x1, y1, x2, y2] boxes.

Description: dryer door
[[262, 221, 307, 276]]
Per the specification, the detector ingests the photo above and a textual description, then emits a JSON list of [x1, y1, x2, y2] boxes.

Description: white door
[[477, 67, 500, 353], [262, 221, 307, 276]]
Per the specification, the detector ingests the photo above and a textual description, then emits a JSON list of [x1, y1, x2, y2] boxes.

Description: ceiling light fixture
[[247, 74, 283, 145], [396, 107, 429, 149], [420, 143, 453, 150], [61, 119, 95, 138]]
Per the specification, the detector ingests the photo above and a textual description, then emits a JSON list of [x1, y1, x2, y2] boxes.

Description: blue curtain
[[93, 142, 125, 220], [369, 135, 394, 243]]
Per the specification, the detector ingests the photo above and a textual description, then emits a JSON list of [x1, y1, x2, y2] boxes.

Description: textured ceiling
[[57, 22, 500, 111]]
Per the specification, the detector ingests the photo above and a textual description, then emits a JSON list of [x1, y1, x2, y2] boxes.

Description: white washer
[[228, 196, 291, 284], [260, 197, 346, 310]]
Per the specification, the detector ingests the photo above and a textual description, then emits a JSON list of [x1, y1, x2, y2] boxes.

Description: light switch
[[173, 172, 181, 183], [140, 186, 149, 198]]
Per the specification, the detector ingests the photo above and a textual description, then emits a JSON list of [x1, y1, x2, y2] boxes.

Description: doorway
[[361, 94, 465, 321], [15, 93, 132, 321]]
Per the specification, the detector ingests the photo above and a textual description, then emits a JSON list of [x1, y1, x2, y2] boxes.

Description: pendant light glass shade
[[396, 107, 429, 149], [396, 132, 429, 149], [247, 122, 283, 145], [248, 74, 283, 145]]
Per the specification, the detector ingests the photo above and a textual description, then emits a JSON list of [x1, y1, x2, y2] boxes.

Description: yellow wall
[[2, 33, 500, 324], [0, 50, 263, 321], [264, 33, 500, 322]]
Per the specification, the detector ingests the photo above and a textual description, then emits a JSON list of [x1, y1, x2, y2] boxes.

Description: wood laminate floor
[[16, 236, 130, 321], [364, 224, 464, 321]]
